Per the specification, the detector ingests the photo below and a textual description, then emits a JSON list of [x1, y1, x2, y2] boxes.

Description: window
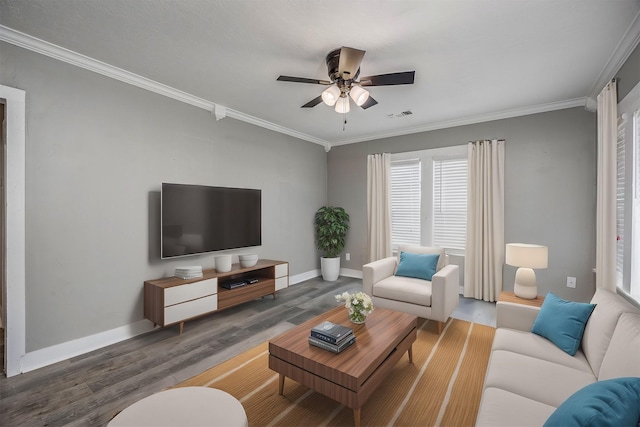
[[390, 159, 421, 247], [616, 82, 640, 303], [631, 109, 640, 298], [433, 157, 468, 254], [616, 114, 626, 287], [390, 145, 468, 253]]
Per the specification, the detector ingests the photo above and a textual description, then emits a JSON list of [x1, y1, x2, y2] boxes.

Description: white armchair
[[362, 245, 460, 334]]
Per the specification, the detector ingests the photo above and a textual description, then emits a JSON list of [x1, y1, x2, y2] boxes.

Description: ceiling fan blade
[[277, 76, 331, 85], [360, 71, 415, 86], [360, 96, 378, 109], [338, 47, 366, 80], [301, 96, 323, 108]]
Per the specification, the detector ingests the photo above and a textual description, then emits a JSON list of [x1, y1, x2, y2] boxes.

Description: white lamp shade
[[505, 243, 548, 269], [349, 85, 370, 106], [321, 86, 340, 106], [335, 96, 350, 113]]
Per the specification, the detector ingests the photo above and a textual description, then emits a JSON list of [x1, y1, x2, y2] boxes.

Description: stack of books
[[174, 266, 203, 280], [309, 321, 355, 353]]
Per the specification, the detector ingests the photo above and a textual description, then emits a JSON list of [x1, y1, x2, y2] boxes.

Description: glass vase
[[348, 310, 368, 324]]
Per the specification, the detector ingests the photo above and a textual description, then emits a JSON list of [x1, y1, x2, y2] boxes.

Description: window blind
[[615, 88, 640, 302], [433, 157, 468, 254], [635, 110, 640, 199], [633, 110, 640, 298], [390, 159, 421, 247], [616, 114, 626, 286]]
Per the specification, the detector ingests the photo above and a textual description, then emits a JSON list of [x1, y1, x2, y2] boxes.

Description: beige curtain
[[596, 80, 618, 291], [367, 153, 392, 262], [464, 139, 505, 302]]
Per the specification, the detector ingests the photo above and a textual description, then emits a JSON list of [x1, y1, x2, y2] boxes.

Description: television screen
[[161, 183, 261, 259]]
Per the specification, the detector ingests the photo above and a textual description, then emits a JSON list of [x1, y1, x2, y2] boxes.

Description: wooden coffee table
[[268, 306, 417, 427]]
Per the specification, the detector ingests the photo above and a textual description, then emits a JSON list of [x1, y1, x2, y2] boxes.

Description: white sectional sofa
[[362, 245, 459, 334], [476, 288, 640, 426]]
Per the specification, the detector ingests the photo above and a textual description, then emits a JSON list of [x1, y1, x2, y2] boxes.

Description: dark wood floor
[[0, 276, 495, 426], [0, 277, 365, 426]]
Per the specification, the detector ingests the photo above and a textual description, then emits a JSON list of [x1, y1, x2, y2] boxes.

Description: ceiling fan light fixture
[[321, 86, 340, 106], [335, 96, 350, 113], [277, 47, 415, 118], [349, 85, 370, 106]]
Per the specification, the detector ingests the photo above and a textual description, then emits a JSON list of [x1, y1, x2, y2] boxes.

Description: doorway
[[1, 101, 5, 373], [0, 85, 26, 377]]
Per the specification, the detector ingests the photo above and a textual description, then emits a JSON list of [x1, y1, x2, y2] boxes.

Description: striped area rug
[[176, 318, 495, 426]]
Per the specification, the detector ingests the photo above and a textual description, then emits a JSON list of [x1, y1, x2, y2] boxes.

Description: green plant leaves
[[314, 206, 350, 258]]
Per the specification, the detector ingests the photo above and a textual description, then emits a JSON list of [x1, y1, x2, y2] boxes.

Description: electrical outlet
[[345, 253, 350, 261], [567, 276, 577, 288]]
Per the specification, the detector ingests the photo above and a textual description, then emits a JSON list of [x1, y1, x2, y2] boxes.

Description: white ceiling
[[1, 0, 639, 148]]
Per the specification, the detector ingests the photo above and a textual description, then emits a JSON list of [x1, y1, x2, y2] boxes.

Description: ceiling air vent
[[387, 110, 413, 119]]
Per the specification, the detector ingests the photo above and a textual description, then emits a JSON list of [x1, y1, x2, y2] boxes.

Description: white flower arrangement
[[335, 291, 374, 323]]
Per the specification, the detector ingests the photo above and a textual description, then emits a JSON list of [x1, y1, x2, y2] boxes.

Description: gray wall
[[616, 43, 639, 101], [328, 107, 597, 302], [1, 43, 327, 352], [1, 36, 634, 353]]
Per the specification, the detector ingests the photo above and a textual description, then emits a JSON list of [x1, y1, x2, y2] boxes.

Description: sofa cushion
[[491, 328, 593, 374], [475, 387, 556, 427], [532, 293, 595, 356], [598, 312, 640, 380], [544, 377, 640, 427], [397, 244, 446, 272], [582, 288, 639, 377], [395, 251, 439, 281], [483, 349, 596, 408], [372, 275, 432, 307]]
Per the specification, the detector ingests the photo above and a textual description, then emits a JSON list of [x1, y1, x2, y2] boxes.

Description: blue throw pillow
[[395, 252, 440, 281], [544, 377, 640, 427], [531, 292, 596, 356]]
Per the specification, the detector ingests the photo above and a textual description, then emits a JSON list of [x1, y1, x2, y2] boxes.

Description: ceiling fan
[[277, 47, 415, 113]]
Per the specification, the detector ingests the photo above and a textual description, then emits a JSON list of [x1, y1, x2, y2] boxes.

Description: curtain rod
[[467, 139, 506, 143]]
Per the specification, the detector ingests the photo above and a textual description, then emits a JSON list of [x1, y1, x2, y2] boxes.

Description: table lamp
[[505, 243, 548, 299]]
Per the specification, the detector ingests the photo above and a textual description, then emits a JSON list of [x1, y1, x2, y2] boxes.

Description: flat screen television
[[161, 183, 261, 259]]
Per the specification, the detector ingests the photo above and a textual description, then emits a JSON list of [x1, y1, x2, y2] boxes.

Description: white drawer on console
[[164, 294, 218, 325], [275, 263, 288, 278], [164, 278, 217, 306], [275, 277, 288, 291]]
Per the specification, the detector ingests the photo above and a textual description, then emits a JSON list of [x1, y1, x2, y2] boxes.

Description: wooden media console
[[144, 259, 288, 333]]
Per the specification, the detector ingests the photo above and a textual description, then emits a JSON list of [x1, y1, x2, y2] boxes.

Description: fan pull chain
[[343, 113, 347, 131]]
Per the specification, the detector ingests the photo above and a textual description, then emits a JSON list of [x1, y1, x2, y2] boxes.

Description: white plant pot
[[321, 257, 341, 281]]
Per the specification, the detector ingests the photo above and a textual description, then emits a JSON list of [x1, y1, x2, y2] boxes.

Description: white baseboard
[[340, 268, 363, 279], [18, 268, 364, 374], [290, 268, 363, 284], [290, 269, 320, 285], [20, 319, 154, 374]]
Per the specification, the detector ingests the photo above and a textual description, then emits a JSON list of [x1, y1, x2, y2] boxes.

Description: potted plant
[[314, 206, 350, 281]]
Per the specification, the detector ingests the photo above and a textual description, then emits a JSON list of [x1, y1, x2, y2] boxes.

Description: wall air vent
[[387, 110, 413, 119]]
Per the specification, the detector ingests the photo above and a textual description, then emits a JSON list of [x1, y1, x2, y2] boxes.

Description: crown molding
[[2, 18, 635, 151], [584, 97, 597, 112], [0, 25, 329, 149], [330, 97, 588, 146], [223, 108, 328, 147], [588, 9, 640, 98], [0, 25, 215, 110]]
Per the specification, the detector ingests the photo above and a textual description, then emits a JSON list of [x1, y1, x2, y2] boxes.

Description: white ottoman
[[108, 387, 248, 427]]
